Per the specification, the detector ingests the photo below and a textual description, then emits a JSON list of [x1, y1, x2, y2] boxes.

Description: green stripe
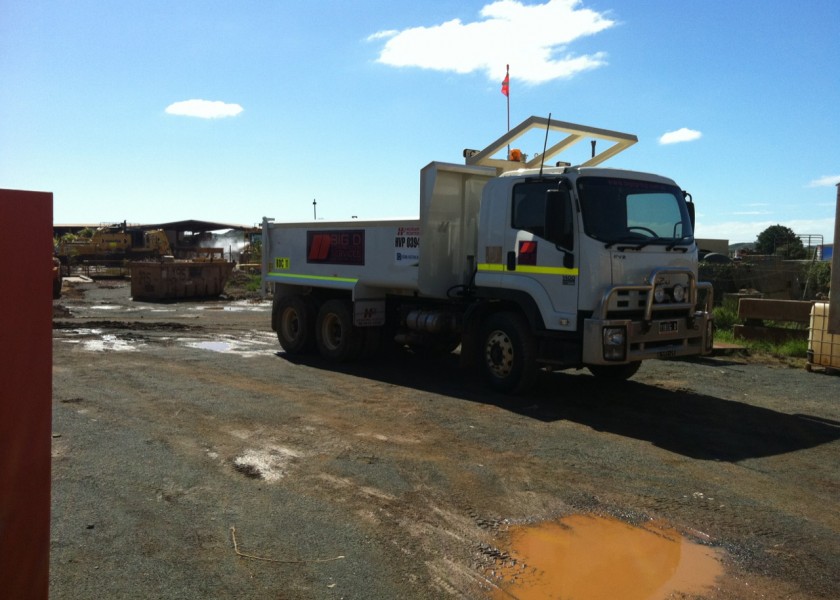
[[267, 272, 358, 284]]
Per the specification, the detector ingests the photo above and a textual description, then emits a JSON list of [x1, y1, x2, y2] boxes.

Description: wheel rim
[[484, 329, 514, 378], [321, 313, 343, 351]]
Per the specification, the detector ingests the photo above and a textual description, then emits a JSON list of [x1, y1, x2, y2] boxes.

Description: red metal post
[[0, 189, 53, 600]]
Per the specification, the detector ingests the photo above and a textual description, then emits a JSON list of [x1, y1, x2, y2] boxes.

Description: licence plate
[[659, 320, 679, 334]]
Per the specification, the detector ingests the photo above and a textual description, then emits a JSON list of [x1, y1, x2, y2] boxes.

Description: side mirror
[[684, 191, 696, 229]]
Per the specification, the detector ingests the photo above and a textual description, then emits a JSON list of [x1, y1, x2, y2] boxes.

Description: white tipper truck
[[262, 117, 714, 393]]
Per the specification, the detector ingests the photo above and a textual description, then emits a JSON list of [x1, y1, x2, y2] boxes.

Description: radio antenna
[[539, 112, 551, 178]]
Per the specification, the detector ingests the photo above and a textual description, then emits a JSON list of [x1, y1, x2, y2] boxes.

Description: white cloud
[[368, 0, 615, 85], [366, 29, 398, 41], [807, 174, 840, 188], [658, 128, 702, 145], [165, 99, 244, 119]]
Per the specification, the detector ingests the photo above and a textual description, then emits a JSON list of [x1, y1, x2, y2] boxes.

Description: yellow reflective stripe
[[267, 272, 358, 284], [477, 263, 579, 276], [516, 265, 579, 276], [477, 263, 505, 272]]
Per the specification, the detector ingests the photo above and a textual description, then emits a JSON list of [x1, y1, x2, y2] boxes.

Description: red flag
[[501, 66, 509, 97]]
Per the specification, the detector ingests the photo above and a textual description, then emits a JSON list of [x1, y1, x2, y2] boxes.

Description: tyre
[[316, 299, 364, 362], [587, 361, 641, 381], [274, 295, 316, 355], [478, 312, 536, 394]]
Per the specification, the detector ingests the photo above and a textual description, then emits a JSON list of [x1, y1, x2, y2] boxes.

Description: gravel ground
[[50, 279, 840, 599]]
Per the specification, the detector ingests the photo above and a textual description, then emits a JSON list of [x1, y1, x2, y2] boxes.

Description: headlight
[[602, 326, 626, 361], [603, 327, 625, 346], [672, 284, 685, 303], [654, 285, 667, 304]]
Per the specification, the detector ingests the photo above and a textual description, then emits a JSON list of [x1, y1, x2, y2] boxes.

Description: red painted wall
[[0, 189, 53, 600]]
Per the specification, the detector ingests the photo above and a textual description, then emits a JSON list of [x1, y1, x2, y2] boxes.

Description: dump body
[[264, 218, 421, 297], [263, 162, 495, 302]]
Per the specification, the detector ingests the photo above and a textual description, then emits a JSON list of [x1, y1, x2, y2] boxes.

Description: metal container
[[130, 260, 234, 300]]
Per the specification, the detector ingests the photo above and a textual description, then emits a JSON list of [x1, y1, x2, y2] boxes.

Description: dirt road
[[50, 280, 840, 599]]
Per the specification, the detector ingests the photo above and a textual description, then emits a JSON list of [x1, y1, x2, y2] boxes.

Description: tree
[[755, 224, 806, 259]]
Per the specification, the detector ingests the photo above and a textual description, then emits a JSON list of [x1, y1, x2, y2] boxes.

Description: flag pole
[[504, 64, 510, 158], [506, 64, 510, 134]]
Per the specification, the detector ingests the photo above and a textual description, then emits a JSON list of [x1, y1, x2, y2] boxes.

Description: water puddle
[[84, 334, 140, 352], [190, 341, 234, 352], [490, 515, 722, 600], [190, 301, 269, 313], [222, 302, 270, 312], [181, 333, 276, 357], [61, 330, 142, 352]]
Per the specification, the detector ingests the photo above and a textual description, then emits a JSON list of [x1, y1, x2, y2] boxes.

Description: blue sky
[[2, 0, 838, 244]]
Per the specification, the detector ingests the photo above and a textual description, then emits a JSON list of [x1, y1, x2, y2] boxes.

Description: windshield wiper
[[604, 236, 657, 251], [665, 236, 691, 252]]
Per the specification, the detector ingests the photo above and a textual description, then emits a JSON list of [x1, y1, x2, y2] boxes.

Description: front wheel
[[587, 361, 641, 381], [478, 312, 536, 394]]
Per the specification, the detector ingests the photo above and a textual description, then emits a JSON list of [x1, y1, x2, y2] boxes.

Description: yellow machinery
[[57, 222, 172, 268]]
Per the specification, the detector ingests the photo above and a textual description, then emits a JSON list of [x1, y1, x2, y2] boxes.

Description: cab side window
[[512, 182, 547, 238]]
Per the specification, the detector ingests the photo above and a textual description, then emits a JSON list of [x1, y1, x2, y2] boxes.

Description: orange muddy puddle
[[491, 515, 722, 600]]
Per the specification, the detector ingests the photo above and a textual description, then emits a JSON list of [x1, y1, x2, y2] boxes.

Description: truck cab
[[467, 166, 712, 389]]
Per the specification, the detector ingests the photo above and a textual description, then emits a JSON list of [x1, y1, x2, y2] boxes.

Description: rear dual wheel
[[275, 295, 316, 355], [316, 299, 365, 362]]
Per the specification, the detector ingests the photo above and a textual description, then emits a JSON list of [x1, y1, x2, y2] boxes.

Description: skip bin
[[130, 260, 234, 300]]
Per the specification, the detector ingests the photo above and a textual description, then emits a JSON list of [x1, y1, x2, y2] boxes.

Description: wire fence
[[700, 257, 831, 304]]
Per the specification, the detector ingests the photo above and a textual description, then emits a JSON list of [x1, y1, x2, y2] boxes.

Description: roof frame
[[465, 116, 638, 171]]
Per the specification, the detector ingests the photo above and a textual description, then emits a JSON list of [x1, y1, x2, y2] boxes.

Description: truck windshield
[[576, 176, 693, 246]]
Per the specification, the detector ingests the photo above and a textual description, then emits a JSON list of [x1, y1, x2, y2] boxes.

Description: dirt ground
[[50, 277, 840, 599]]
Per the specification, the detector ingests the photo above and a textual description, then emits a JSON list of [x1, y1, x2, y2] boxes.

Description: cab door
[[500, 180, 579, 332]]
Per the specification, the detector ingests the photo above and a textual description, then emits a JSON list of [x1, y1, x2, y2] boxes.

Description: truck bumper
[[582, 311, 714, 366]]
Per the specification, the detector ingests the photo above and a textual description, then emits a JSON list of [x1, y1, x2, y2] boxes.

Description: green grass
[[777, 338, 809, 358], [713, 303, 810, 360], [244, 274, 262, 292], [712, 305, 740, 330], [714, 326, 809, 364]]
